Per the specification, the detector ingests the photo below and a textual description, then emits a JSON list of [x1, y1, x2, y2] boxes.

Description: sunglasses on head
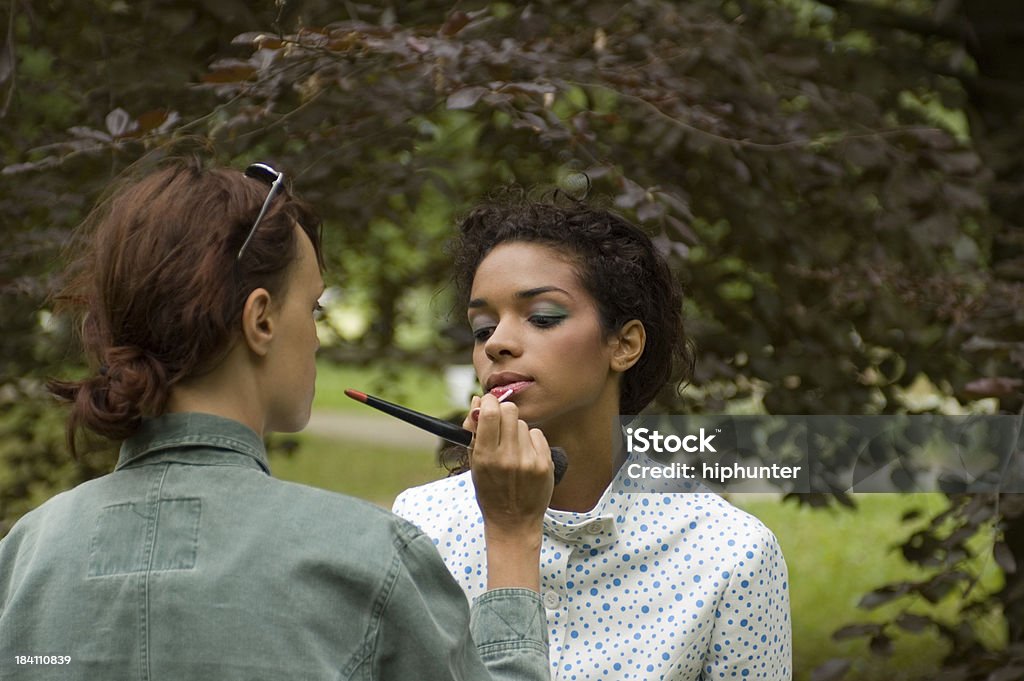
[[237, 162, 286, 261]]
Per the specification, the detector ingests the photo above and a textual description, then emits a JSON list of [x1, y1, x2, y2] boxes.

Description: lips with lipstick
[[469, 375, 534, 422], [485, 373, 535, 398]]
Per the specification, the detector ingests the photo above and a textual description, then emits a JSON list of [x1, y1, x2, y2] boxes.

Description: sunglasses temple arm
[[236, 175, 286, 261]]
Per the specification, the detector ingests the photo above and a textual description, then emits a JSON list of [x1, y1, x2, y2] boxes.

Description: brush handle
[[346, 388, 568, 484]]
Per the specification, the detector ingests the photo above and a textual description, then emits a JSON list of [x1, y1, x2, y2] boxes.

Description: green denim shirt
[[0, 413, 549, 680]]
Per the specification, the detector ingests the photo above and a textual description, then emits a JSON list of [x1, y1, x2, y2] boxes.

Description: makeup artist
[[394, 194, 792, 680], [0, 159, 554, 680]]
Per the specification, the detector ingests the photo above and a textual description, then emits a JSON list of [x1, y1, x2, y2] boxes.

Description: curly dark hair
[[451, 191, 695, 415]]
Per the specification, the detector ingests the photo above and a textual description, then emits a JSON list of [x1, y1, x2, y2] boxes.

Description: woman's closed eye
[[529, 312, 567, 329], [470, 311, 567, 342]]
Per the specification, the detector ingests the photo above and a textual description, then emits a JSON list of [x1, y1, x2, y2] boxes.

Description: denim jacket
[[0, 412, 549, 680]]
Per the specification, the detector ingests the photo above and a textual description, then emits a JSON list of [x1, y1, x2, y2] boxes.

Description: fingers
[[470, 397, 554, 522], [462, 395, 482, 432], [501, 402, 521, 453], [472, 393, 520, 454], [529, 427, 551, 469], [469, 394, 553, 477]]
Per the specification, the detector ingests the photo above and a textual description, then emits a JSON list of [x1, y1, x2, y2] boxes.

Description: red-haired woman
[[0, 159, 554, 680]]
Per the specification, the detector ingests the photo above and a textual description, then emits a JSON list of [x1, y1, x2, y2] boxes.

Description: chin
[[518, 407, 551, 430]]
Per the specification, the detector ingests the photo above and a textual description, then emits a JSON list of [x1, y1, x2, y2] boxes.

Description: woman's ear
[[610, 320, 646, 373], [240, 288, 275, 357]]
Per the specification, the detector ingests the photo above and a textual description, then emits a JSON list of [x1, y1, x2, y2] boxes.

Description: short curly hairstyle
[[451, 192, 695, 415]]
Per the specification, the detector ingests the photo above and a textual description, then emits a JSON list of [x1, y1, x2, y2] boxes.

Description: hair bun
[[102, 345, 170, 412]]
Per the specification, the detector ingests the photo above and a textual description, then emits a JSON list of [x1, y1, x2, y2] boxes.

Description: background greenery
[[2, 1, 1023, 679], [277, 363, 1006, 681]]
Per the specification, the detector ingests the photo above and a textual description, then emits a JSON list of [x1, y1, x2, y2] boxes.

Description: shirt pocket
[[87, 498, 201, 577]]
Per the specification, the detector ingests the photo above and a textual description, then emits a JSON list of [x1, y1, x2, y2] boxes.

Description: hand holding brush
[[344, 388, 568, 484]]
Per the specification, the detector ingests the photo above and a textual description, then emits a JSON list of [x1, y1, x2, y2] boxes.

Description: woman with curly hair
[[395, 194, 792, 680]]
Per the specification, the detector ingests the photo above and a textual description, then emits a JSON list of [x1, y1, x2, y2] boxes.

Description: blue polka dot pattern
[[394, 449, 792, 680]]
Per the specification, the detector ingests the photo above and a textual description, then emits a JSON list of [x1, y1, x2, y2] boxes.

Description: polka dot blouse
[[393, 448, 792, 680]]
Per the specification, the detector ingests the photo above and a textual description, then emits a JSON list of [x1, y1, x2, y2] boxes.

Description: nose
[[483, 319, 523, 361]]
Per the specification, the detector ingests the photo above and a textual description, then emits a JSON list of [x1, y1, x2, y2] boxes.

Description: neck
[[165, 348, 266, 436], [542, 390, 625, 513]]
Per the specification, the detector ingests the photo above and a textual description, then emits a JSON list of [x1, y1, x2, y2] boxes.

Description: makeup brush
[[343, 388, 568, 484]]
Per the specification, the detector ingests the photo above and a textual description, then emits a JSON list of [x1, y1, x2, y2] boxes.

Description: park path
[[304, 409, 441, 449]]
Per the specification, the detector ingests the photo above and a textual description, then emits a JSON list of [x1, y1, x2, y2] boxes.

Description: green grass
[[734, 494, 1006, 681], [312, 361, 453, 414], [268, 431, 444, 506], [277, 359, 459, 504]]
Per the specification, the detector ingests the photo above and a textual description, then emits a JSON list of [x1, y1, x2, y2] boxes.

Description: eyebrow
[[468, 286, 572, 309]]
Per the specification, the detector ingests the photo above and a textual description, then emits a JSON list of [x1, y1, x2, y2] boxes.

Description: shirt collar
[[115, 412, 270, 475], [542, 447, 651, 545]]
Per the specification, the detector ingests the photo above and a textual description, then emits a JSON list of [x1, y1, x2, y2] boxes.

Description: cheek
[[472, 345, 488, 373], [558, 320, 609, 357]]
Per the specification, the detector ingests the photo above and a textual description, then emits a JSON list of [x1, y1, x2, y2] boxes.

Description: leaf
[[636, 200, 664, 223], [994, 541, 1017, 575], [901, 509, 922, 522], [810, 659, 850, 681], [833, 491, 857, 509], [440, 11, 471, 36], [511, 111, 548, 132], [832, 623, 881, 641], [202, 64, 257, 83], [964, 377, 1023, 399], [68, 126, 112, 143], [105, 108, 135, 138], [498, 81, 557, 96], [406, 36, 430, 54], [920, 572, 968, 603], [666, 215, 699, 246], [894, 613, 932, 632], [327, 34, 361, 52], [231, 32, 284, 50], [614, 177, 646, 209], [869, 633, 893, 656], [857, 584, 909, 609], [655, 190, 694, 221], [446, 86, 488, 110], [481, 92, 515, 106], [136, 109, 180, 134]]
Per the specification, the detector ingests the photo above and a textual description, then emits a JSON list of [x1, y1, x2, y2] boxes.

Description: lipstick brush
[[343, 388, 568, 484]]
